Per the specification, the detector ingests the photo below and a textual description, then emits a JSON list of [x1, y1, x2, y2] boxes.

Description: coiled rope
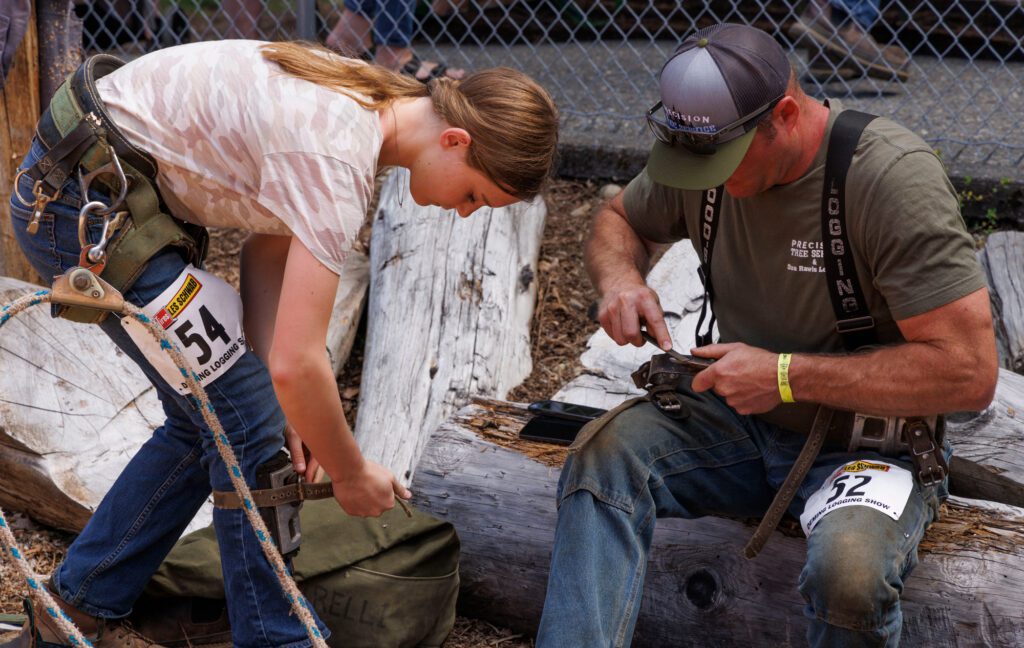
[[0, 288, 327, 648]]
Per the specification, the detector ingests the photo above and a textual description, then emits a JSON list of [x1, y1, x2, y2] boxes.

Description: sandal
[[401, 53, 462, 84]]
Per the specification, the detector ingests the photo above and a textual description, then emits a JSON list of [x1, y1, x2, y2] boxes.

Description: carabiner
[[86, 211, 128, 263], [77, 148, 129, 216]]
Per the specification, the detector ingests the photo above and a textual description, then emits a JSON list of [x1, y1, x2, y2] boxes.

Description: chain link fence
[[76, 1, 1023, 174]]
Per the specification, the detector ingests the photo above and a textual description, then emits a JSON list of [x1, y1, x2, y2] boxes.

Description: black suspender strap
[[694, 184, 723, 347], [691, 111, 879, 352], [821, 110, 879, 351]]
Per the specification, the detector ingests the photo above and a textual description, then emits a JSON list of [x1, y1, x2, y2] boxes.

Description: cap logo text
[[666, 107, 716, 132]]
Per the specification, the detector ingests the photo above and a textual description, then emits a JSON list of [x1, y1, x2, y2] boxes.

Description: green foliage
[[983, 207, 999, 233]]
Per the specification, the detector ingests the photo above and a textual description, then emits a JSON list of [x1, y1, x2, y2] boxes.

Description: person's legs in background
[[325, 0, 464, 80], [325, 0, 374, 58], [788, 0, 910, 82]]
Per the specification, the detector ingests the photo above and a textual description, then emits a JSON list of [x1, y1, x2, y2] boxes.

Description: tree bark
[[979, 231, 1024, 374], [411, 399, 1024, 647], [354, 168, 546, 483], [326, 250, 369, 377]]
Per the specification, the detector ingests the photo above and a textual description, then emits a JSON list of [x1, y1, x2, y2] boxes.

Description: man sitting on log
[[537, 22, 997, 648]]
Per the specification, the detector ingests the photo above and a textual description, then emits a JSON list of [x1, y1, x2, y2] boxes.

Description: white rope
[[0, 289, 327, 648]]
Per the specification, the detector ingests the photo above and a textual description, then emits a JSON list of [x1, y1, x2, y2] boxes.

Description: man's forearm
[[585, 206, 652, 295], [788, 342, 996, 416]]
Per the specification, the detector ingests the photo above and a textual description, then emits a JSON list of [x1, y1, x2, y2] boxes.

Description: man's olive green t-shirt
[[622, 99, 985, 356]]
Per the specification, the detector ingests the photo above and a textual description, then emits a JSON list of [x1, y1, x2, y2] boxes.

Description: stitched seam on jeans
[[810, 606, 895, 633], [559, 476, 637, 514], [207, 378, 282, 646], [614, 507, 654, 648], [234, 501, 275, 647], [650, 446, 763, 482], [69, 438, 203, 604], [648, 433, 761, 464]]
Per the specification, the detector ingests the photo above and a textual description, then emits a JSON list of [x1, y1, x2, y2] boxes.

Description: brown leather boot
[[0, 598, 98, 648], [789, 0, 910, 81], [1, 598, 168, 648]]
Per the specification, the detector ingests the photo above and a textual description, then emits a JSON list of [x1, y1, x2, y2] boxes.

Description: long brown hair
[[261, 42, 559, 199]]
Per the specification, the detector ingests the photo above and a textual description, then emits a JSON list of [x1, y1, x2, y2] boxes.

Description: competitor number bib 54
[[122, 265, 247, 396]]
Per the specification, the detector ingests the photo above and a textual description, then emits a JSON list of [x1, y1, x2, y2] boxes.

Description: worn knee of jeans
[[558, 415, 650, 516], [799, 510, 904, 631]]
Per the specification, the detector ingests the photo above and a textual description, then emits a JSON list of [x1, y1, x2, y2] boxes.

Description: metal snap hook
[[77, 200, 111, 249], [87, 211, 128, 263]]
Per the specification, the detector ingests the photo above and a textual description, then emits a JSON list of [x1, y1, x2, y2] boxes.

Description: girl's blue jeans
[[10, 139, 327, 648], [537, 385, 947, 648]]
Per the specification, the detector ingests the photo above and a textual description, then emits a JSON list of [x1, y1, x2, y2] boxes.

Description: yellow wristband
[[777, 353, 795, 403]]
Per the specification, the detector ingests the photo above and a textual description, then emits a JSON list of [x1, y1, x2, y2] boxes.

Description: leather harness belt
[[213, 481, 335, 510], [213, 480, 414, 517], [744, 405, 834, 559]]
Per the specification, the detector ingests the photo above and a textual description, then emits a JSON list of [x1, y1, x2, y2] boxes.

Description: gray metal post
[[37, 0, 82, 106], [296, 0, 317, 40]]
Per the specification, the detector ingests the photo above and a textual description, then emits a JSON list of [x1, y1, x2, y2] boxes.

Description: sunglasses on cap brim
[[645, 95, 784, 155]]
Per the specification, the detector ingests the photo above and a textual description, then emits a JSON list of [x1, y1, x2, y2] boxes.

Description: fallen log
[[0, 249, 369, 532], [979, 231, 1024, 373], [410, 399, 1024, 647], [325, 249, 369, 376], [355, 168, 546, 483]]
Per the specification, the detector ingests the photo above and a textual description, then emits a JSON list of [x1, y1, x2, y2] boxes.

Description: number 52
[[826, 474, 872, 504]]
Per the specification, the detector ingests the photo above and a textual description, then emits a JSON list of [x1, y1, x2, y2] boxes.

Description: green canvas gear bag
[[130, 499, 460, 648]]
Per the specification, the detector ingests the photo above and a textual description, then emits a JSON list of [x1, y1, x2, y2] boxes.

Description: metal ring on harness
[[649, 384, 689, 419], [11, 169, 39, 208], [13, 169, 63, 208], [89, 212, 128, 263]]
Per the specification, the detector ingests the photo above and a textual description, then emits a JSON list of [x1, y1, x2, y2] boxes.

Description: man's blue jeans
[[10, 139, 327, 648], [536, 384, 944, 648]]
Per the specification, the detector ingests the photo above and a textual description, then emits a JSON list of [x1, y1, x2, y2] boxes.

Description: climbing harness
[[0, 271, 328, 648], [20, 53, 207, 325]]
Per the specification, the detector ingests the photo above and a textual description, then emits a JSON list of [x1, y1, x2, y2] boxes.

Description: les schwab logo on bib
[[155, 274, 202, 329], [843, 460, 891, 473]]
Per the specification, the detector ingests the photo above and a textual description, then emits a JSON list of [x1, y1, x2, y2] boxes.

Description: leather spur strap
[[213, 480, 414, 517], [213, 481, 335, 509], [743, 405, 835, 559]]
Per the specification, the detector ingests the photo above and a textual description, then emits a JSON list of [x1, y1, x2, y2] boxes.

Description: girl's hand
[[333, 460, 413, 517], [284, 426, 323, 480]]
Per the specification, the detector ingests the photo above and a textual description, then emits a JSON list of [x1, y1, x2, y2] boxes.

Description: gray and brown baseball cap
[[647, 23, 790, 190]]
